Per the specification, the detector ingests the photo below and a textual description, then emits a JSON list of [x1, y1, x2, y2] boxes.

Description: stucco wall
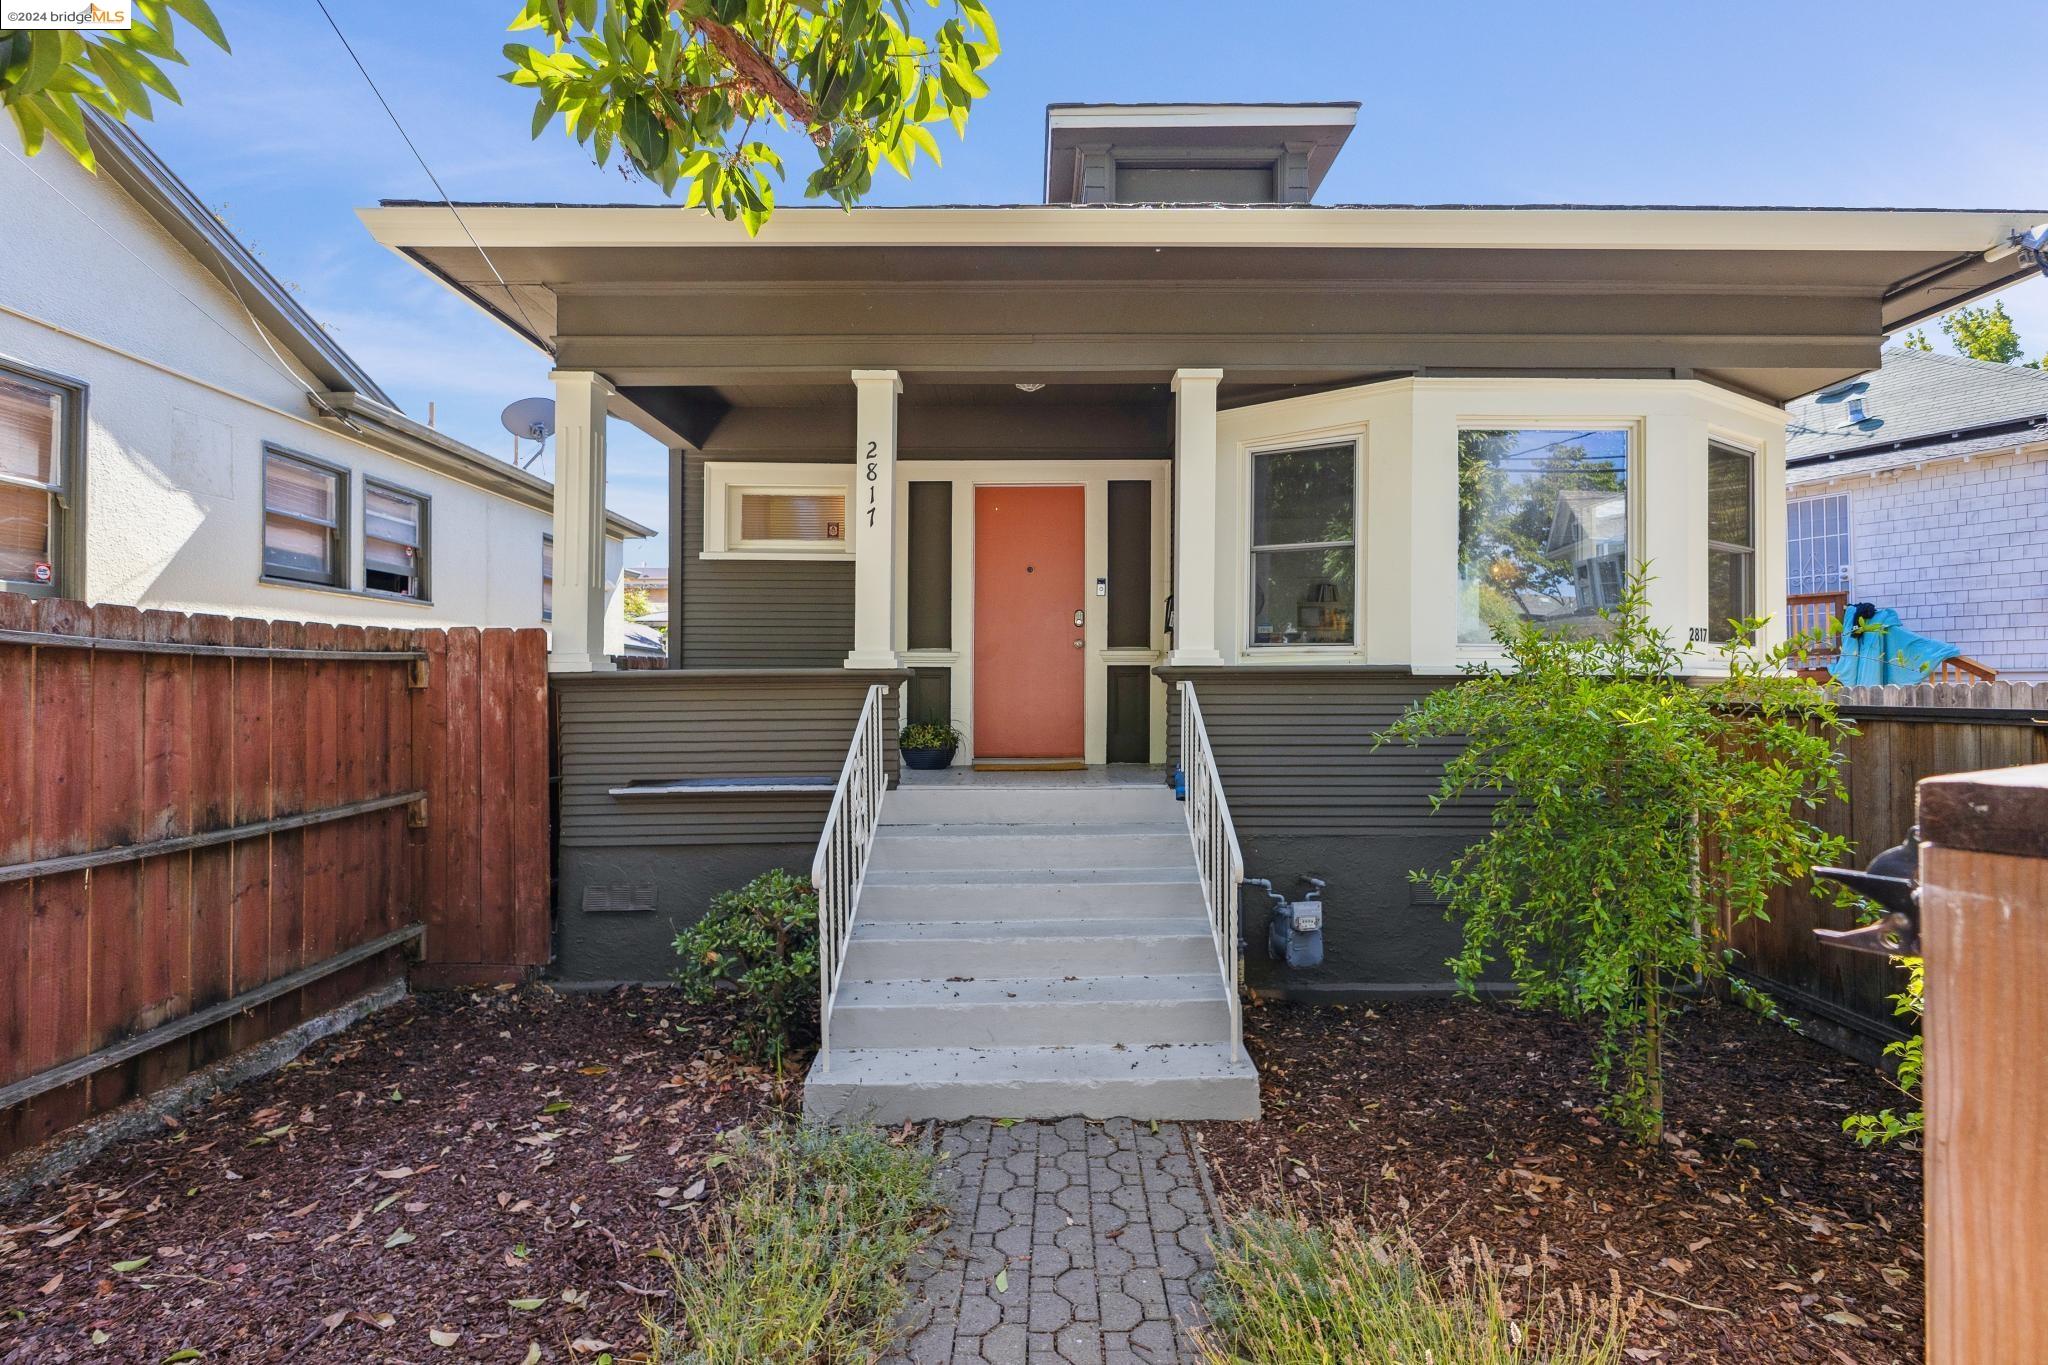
[[1792, 445, 2048, 680], [0, 125, 626, 641]]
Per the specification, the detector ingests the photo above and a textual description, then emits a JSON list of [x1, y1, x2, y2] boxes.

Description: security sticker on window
[[31, 562, 53, 585]]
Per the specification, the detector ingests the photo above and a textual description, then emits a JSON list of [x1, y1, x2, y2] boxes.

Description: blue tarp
[[1828, 607, 1962, 686]]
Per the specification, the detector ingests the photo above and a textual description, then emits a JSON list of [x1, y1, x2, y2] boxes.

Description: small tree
[[1377, 571, 1852, 1141], [674, 868, 819, 1068]]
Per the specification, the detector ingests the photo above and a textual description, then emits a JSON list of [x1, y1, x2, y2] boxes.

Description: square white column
[[1169, 367, 1227, 666], [845, 369, 903, 670], [549, 369, 615, 672]]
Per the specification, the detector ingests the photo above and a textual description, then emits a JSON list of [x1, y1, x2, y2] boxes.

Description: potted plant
[[899, 722, 962, 771]]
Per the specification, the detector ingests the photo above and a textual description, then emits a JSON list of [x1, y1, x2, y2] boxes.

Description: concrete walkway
[[884, 1118, 1220, 1365]]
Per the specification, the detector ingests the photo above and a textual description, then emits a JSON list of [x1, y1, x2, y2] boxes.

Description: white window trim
[[1786, 490, 1852, 598], [541, 531, 555, 622], [1242, 435, 1365, 654], [1453, 419, 1642, 661], [701, 461, 857, 560], [1706, 438, 1759, 643]]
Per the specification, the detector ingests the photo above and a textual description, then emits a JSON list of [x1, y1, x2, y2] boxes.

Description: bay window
[[0, 366, 74, 598], [1248, 442, 1355, 646], [1457, 426, 1631, 644]]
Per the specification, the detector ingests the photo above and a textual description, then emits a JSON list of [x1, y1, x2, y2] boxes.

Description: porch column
[[846, 369, 902, 669], [550, 369, 615, 672], [1169, 368, 1227, 666]]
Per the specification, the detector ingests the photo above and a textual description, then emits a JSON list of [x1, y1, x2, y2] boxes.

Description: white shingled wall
[[1794, 443, 2048, 679]]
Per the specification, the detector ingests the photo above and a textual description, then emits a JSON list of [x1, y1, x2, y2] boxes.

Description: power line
[[310, 0, 553, 355]]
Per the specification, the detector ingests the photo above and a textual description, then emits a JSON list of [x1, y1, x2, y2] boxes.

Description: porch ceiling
[[359, 203, 2048, 406]]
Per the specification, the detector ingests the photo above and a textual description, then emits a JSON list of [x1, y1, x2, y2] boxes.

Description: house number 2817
[[865, 440, 879, 526]]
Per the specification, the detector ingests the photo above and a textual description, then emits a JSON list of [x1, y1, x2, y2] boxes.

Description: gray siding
[[552, 669, 904, 982], [1159, 668, 1490, 837], [1157, 666, 1500, 996], [679, 453, 853, 668], [556, 670, 903, 849]]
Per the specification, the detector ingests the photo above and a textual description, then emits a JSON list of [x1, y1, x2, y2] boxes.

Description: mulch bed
[[1196, 998, 1922, 1365], [0, 987, 792, 1364]]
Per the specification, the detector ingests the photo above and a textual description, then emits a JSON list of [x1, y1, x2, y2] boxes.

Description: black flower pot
[[901, 746, 956, 771]]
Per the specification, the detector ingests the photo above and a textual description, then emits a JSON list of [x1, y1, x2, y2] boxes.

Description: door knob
[[1073, 609, 1085, 626]]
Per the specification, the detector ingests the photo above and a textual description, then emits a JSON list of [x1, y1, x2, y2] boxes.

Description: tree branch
[[668, 1, 830, 147]]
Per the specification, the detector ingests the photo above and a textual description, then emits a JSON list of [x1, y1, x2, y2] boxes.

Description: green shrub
[[900, 721, 962, 751], [1200, 1209, 1638, 1364], [1377, 569, 1852, 1142], [673, 869, 819, 1065], [1845, 957, 1924, 1146], [646, 1124, 945, 1364]]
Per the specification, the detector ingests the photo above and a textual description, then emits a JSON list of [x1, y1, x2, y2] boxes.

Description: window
[[262, 449, 344, 586], [541, 532, 554, 621], [1458, 427, 1631, 644], [1707, 442, 1756, 642], [733, 490, 846, 551], [1787, 494, 1850, 597], [0, 366, 73, 597], [1249, 443, 1355, 646], [363, 481, 427, 599]]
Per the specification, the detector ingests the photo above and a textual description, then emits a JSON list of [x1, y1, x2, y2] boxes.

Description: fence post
[[1917, 762, 2048, 1363]]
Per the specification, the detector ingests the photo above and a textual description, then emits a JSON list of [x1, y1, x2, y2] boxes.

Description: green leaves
[[504, 0, 998, 232], [1, 0, 229, 169], [672, 869, 821, 1066], [1377, 568, 1852, 1143]]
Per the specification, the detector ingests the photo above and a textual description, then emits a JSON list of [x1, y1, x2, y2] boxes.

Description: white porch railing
[[811, 683, 889, 1070], [1179, 681, 1244, 1053]]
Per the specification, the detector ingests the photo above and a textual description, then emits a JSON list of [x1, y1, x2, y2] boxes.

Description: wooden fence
[[1723, 680, 2048, 1041], [0, 594, 550, 1159]]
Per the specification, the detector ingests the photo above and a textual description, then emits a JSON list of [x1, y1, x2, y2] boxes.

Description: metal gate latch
[[1812, 828, 1921, 957]]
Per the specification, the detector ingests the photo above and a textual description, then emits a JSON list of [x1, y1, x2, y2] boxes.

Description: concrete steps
[[802, 778, 1259, 1124]]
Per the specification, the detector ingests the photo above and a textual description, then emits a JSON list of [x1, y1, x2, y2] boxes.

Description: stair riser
[[803, 1074, 1260, 1124], [842, 933, 1218, 980], [830, 997, 1234, 1049], [883, 788, 1181, 827], [870, 834, 1191, 872], [858, 881, 1203, 921]]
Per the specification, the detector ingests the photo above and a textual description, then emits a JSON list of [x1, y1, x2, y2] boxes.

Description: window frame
[[360, 476, 431, 602], [1705, 439, 1758, 643], [1243, 436, 1363, 652], [260, 445, 349, 589], [1453, 420, 1639, 652], [700, 461, 857, 560], [0, 356, 86, 600], [541, 531, 554, 622]]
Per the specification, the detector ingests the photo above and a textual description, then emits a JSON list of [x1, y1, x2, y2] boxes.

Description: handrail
[[1179, 681, 1245, 1054], [810, 684, 889, 1070]]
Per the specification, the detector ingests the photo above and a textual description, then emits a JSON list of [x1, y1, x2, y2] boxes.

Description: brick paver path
[[883, 1117, 1218, 1365]]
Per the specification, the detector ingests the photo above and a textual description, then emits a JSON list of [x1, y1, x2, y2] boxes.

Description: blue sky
[[135, 0, 2048, 568]]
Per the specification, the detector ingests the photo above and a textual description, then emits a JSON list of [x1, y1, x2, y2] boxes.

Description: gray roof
[[1786, 347, 2048, 475]]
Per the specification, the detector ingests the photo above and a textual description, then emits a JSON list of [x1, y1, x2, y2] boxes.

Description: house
[[622, 565, 669, 616], [0, 114, 650, 634], [362, 102, 2045, 1119], [1784, 346, 2048, 679]]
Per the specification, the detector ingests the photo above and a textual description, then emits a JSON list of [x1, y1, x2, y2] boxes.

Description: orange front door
[[974, 485, 1086, 759]]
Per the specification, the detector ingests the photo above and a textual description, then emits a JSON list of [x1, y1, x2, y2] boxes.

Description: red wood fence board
[[0, 594, 553, 1160]]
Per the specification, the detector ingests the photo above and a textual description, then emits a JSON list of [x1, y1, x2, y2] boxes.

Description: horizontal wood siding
[[1160, 668, 1491, 837], [678, 454, 854, 668], [555, 671, 903, 848]]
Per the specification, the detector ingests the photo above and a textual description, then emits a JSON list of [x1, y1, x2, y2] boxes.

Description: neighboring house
[[364, 100, 2044, 1117], [0, 114, 649, 637], [622, 565, 669, 614], [1784, 347, 2048, 679]]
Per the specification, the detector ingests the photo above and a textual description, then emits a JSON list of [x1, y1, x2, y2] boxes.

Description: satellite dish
[[500, 396, 556, 469], [1815, 380, 1869, 405]]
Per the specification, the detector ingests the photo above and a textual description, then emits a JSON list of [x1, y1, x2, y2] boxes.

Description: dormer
[[1044, 102, 1359, 205]]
